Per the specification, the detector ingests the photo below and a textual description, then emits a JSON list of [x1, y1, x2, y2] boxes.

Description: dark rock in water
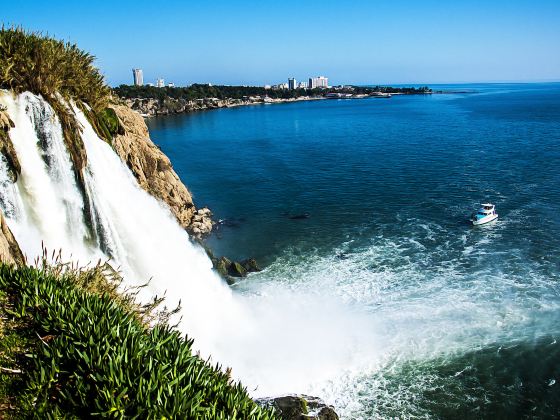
[[214, 256, 232, 279], [256, 395, 339, 420], [240, 258, 261, 273], [230, 261, 247, 277], [212, 256, 262, 283], [216, 216, 247, 230], [289, 213, 310, 220]]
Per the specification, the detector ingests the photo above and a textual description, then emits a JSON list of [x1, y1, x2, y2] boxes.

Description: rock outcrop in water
[[110, 104, 213, 236], [256, 395, 339, 420], [213, 256, 261, 282]]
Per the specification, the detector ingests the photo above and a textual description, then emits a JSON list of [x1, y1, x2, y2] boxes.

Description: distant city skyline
[[3, 0, 560, 86]]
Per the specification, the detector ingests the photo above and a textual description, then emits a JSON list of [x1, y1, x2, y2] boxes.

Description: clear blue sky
[[4, 0, 560, 86]]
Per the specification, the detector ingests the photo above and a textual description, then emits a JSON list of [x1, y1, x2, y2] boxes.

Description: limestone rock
[[0, 210, 24, 265], [109, 104, 198, 230], [189, 207, 214, 238], [256, 395, 339, 420], [0, 108, 21, 182]]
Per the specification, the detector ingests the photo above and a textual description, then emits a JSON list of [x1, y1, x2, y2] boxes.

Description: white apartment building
[[308, 76, 328, 89], [132, 68, 143, 86]]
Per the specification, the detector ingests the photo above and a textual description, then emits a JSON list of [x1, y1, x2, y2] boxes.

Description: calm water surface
[[148, 84, 560, 418]]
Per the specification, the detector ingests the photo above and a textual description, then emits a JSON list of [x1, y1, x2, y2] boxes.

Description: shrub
[[0, 27, 124, 184], [0, 26, 110, 112], [0, 262, 275, 419]]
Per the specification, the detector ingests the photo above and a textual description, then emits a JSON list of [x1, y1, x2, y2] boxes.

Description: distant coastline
[[113, 84, 432, 117]]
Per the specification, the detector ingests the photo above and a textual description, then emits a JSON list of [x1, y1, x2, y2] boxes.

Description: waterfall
[[74, 104, 243, 345], [1, 92, 98, 262], [0, 91, 242, 352], [0, 91, 378, 400]]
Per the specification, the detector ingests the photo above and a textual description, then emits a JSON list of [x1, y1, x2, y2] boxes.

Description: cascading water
[[1, 92, 97, 262]]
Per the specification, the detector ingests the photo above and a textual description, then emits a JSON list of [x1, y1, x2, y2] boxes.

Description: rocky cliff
[[109, 104, 213, 236], [0, 107, 24, 264], [0, 210, 24, 265], [123, 96, 319, 117]]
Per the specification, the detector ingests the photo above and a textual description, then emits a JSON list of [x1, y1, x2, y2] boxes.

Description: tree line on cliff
[[114, 83, 432, 101]]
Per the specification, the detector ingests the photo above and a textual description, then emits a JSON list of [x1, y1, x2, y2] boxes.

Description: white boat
[[471, 203, 498, 225]]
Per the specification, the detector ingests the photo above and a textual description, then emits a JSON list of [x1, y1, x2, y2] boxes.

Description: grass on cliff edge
[[0, 26, 110, 111], [0, 26, 125, 178], [0, 258, 275, 419]]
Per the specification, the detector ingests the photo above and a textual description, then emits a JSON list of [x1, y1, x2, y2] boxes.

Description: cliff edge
[[109, 104, 213, 236]]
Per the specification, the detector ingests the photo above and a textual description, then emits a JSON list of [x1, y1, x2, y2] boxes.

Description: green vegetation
[[0, 259, 275, 419], [79, 105, 124, 145], [0, 26, 109, 111], [354, 85, 432, 95], [114, 84, 315, 101], [113, 83, 432, 102], [0, 27, 124, 180]]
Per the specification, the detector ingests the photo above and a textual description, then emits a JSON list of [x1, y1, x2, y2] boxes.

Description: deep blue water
[[147, 84, 560, 418]]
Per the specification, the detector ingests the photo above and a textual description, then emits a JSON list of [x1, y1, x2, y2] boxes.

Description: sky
[[3, 0, 560, 86]]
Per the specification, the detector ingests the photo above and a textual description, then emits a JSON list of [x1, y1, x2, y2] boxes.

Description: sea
[[147, 83, 560, 419]]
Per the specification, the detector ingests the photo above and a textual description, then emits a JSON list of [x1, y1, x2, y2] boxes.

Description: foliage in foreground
[[0, 261, 275, 419]]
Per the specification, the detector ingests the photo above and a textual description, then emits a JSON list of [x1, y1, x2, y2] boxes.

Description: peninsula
[[113, 84, 432, 117]]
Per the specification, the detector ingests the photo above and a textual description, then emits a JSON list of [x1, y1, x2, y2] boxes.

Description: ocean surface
[[147, 83, 560, 419]]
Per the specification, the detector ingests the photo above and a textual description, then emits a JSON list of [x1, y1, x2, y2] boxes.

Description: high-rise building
[[132, 68, 143, 86], [308, 76, 329, 89], [156, 78, 165, 88], [288, 78, 297, 90]]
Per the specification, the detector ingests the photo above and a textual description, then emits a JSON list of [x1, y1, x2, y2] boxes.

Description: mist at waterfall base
[[146, 83, 560, 418]]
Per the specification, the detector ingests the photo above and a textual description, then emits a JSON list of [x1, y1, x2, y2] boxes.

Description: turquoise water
[[147, 84, 560, 418]]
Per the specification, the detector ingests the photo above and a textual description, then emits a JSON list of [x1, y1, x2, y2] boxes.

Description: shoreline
[[124, 95, 328, 118], [122, 91, 432, 118]]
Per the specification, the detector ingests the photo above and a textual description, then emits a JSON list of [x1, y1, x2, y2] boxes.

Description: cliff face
[[0, 107, 20, 182], [0, 210, 24, 264], [124, 97, 254, 117], [0, 108, 24, 264], [109, 104, 212, 236], [123, 96, 318, 117]]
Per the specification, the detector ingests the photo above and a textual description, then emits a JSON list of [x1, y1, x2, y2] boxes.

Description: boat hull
[[472, 214, 498, 225]]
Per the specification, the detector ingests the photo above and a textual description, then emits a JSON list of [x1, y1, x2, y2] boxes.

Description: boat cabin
[[480, 203, 496, 214]]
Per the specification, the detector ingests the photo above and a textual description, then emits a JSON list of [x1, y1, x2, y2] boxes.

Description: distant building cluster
[[266, 76, 329, 90], [132, 68, 174, 88], [132, 67, 329, 91]]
